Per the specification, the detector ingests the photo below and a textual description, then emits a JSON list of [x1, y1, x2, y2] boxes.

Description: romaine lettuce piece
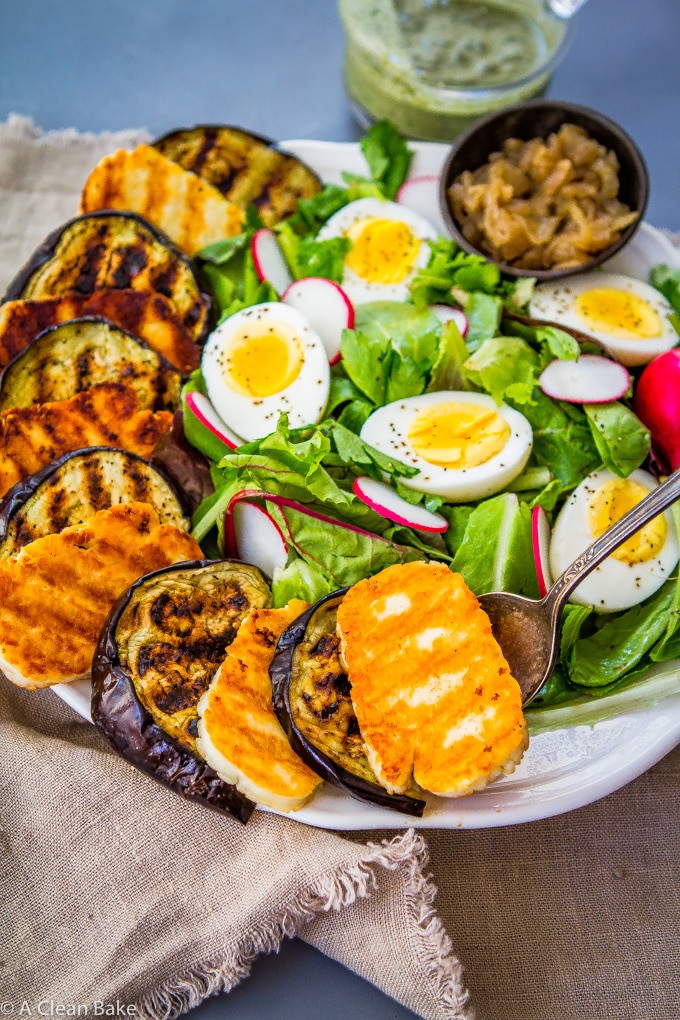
[[450, 492, 538, 598]]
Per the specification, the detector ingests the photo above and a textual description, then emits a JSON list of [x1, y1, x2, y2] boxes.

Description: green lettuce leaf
[[450, 493, 538, 597], [271, 556, 334, 608], [358, 119, 413, 200], [464, 293, 503, 352], [462, 335, 538, 406], [650, 263, 680, 332], [341, 301, 441, 405], [583, 402, 650, 477]]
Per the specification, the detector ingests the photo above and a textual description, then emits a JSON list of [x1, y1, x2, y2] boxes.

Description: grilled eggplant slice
[[100, 560, 271, 752], [153, 125, 322, 226], [0, 290, 200, 374], [0, 447, 188, 558], [2, 212, 211, 341], [92, 560, 272, 823], [270, 590, 426, 817], [0, 317, 182, 413]]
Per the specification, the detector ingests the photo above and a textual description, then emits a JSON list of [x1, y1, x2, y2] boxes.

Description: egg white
[[549, 468, 679, 612], [316, 197, 438, 304], [359, 391, 533, 502], [529, 272, 678, 367], [201, 301, 330, 443]]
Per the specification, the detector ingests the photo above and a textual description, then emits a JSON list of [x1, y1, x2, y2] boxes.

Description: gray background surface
[[1, 1, 678, 1017]]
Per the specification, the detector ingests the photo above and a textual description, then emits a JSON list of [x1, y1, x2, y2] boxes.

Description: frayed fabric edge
[[132, 828, 472, 1020], [0, 113, 150, 148]]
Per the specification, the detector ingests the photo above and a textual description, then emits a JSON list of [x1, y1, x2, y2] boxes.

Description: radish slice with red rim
[[429, 303, 468, 338], [352, 476, 448, 533], [538, 355, 631, 404], [229, 500, 289, 578], [251, 228, 293, 295], [184, 391, 241, 449], [281, 277, 354, 364], [532, 505, 552, 599], [396, 175, 447, 235]]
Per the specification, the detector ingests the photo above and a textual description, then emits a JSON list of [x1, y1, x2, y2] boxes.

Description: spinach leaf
[[462, 293, 503, 352], [569, 582, 676, 688]]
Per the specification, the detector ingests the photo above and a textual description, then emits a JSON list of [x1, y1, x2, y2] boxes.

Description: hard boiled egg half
[[202, 302, 330, 443], [549, 468, 679, 612], [360, 392, 533, 501], [316, 197, 438, 304], [529, 272, 678, 367]]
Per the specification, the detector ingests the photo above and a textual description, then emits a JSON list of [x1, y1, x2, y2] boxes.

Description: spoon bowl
[[481, 467, 680, 706]]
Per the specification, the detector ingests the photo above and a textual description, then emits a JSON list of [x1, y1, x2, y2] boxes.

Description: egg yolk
[[589, 478, 667, 564], [344, 216, 421, 285], [223, 323, 303, 398], [408, 402, 510, 469], [574, 287, 662, 339]]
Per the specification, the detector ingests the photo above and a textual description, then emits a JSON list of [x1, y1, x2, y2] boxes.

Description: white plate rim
[[52, 138, 680, 830]]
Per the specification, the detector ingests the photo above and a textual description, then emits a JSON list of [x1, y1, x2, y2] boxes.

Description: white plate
[[53, 140, 680, 829]]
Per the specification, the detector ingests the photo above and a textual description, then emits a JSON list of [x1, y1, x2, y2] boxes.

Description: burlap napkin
[[0, 115, 468, 1020]]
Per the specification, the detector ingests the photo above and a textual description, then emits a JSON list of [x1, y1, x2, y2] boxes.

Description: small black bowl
[[439, 99, 649, 281]]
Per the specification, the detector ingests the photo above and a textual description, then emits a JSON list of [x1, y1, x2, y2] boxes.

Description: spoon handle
[[545, 467, 680, 615]]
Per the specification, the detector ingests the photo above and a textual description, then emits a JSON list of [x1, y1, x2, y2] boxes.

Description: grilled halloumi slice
[[0, 382, 172, 498], [197, 600, 323, 812], [0, 501, 201, 689], [80, 145, 244, 256], [336, 562, 528, 798], [0, 290, 200, 374]]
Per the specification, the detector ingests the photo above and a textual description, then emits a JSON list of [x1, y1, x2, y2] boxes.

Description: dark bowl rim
[[438, 98, 650, 281]]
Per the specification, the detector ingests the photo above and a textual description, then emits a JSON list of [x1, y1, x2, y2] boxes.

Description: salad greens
[[186, 119, 680, 731]]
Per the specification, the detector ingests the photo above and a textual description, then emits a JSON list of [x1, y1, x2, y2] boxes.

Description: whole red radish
[[634, 349, 680, 472]]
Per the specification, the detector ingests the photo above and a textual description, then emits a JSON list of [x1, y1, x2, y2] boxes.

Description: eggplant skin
[[2, 212, 212, 342], [0, 317, 182, 413], [270, 591, 426, 818], [92, 560, 263, 824], [153, 125, 322, 227], [0, 447, 188, 558]]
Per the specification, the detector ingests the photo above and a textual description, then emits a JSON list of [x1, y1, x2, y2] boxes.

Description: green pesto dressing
[[339, 0, 567, 140]]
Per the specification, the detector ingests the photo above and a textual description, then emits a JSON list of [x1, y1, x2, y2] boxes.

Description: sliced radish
[[429, 303, 468, 338], [251, 228, 293, 295], [532, 505, 552, 599], [229, 500, 288, 578], [282, 277, 354, 364], [538, 355, 631, 404], [352, 476, 448, 533], [396, 175, 447, 235], [184, 391, 241, 449]]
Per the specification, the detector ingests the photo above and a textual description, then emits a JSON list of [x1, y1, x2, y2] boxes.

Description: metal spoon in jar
[[479, 467, 680, 707]]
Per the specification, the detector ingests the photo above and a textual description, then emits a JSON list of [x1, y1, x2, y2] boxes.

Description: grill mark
[[83, 460, 109, 511], [73, 242, 106, 293], [191, 127, 219, 175], [111, 244, 148, 288], [137, 632, 237, 682], [151, 261, 179, 299]]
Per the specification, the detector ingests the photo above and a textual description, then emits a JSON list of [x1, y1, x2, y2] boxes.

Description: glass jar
[[338, 0, 573, 141]]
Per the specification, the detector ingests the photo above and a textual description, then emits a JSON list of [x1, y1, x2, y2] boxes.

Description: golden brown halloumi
[[336, 562, 528, 798], [79, 145, 245, 256], [0, 382, 172, 498], [197, 600, 323, 812], [0, 502, 201, 689], [0, 290, 200, 374]]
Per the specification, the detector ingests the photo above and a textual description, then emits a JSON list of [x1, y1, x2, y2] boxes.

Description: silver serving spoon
[[479, 467, 680, 707]]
